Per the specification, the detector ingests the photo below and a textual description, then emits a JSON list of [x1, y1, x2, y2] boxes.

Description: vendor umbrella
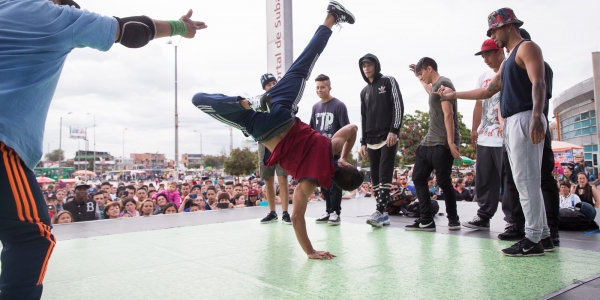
[[453, 156, 474, 165], [36, 176, 55, 184]]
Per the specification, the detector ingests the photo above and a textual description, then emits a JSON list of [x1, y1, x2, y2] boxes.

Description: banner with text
[[266, 0, 293, 81], [554, 150, 573, 164], [69, 127, 87, 140]]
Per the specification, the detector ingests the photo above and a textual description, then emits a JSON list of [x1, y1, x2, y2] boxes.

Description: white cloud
[[43, 0, 600, 161]]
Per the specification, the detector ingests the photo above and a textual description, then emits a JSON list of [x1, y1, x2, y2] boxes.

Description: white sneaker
[[328, 212, 341, 226], [247, 94, 271, 113]]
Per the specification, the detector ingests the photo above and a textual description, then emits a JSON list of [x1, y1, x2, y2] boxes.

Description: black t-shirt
[[63, 199, 98, 222]]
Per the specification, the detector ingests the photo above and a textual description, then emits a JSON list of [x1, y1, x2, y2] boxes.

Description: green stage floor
[[42, 219, 600, 300]]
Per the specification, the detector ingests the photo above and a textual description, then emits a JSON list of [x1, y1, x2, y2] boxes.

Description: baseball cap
[[88, 187, 98, 195], [74, 181, 90, 190], [61, 0, 80, 9], [486, 8, 524, 37], [248, 189, 259, 196], [474, 39, 501, 56], [260, 73, 277, 89]]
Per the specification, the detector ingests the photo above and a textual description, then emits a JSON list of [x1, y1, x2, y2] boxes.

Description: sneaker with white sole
[[247, 94, 271, 113], [366, 211, 384, 228], [260, 212, 278, 224], [328, 212, 341, 226], [462, 215, 490, 230], [282, 212, 292, 225], [327, 1, 355, 25], [316, 212, 330, 224], [405, 219, 436, 232], [502, 238, 545, 257], [382, 212, 390, 226]]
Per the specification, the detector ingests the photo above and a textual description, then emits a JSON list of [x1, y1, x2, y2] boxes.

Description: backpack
[[558, 208, 599, 231]]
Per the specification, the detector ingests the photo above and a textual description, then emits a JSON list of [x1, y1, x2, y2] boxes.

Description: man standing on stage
[[258, 73, 291, 225], [358, 54, 404, 228], [310, 74, 350, 226], [439, 8, 553, 256]]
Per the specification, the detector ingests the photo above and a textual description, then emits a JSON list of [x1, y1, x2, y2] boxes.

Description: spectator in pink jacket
[[152, 181, 181, 208]]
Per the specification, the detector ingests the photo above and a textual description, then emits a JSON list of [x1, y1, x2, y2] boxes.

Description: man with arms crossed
[[310, 74, 350, 226], [258, 73, 291, 225], [0, 0, 206, 298], [439, 8, 553, 256], [192, 1, 362, 260]]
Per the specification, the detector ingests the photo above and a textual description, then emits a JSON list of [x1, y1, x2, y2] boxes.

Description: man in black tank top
[[438, 8, 553, 257]]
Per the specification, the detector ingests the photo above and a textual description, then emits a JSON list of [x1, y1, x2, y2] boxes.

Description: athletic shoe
[[405, 219, 436, 232], [328, 212, 341, 226], [498, 223, 525, 240], [501, 238, 545, 257], [541, 237, 555, 252], [551, 227, 560, 246], [448, 215, 461, 230], [316, 212, 330, 224], [366, 211, 384, 228], [260, 212, 278, 224], [247, 94, 272, 113], [462, 215, 490, 230], [282, 212, 292, 225], [326, 1, 355, 25], [382, 212, 391, 226]]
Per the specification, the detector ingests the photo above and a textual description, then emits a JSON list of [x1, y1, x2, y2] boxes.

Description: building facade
[[182, 153, 204, 168], [553, 77, 598, 175], [130, 153, 166, 168]]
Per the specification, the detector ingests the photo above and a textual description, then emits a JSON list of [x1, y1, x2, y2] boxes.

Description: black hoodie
[[359, 54, 404, 146]]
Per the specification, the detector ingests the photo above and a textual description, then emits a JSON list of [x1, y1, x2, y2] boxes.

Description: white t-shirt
[[475, 70, 503, 147], [559, 193, 581, 208]]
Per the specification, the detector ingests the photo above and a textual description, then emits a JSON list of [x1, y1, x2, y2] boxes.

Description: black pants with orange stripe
[[0, 143, 56, 300]]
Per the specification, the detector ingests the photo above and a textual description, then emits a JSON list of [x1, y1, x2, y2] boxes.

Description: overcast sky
[[45, 0, 600, 162]]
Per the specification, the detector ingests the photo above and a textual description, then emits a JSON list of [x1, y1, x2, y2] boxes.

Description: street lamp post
[[193, 130, 203, 167], [167, 39, 181, 182], [87, 113, 96, 177], [58, 112, 72, 173], [122, 128, 127, 172]]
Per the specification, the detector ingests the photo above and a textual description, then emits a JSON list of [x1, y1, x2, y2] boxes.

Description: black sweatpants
[[321, 181, 342, 215], [0, 143, 56, 300], [502, 128, 560, 231], [413, 145, 458, 223], [475, 145, 504, 220], [367, 144, 398, 213]]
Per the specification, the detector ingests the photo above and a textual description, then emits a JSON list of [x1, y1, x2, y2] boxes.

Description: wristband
[[166, 20, 186, 36]]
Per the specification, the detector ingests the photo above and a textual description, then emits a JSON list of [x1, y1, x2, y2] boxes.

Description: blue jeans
[[578, 202, 597, 221], [191, 26, 332, 142]]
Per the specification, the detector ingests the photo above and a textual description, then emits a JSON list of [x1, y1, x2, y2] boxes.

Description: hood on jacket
[[359, 53, 382, 84]]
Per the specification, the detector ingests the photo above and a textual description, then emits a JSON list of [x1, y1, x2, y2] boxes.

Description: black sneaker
[[405, 219, 436, 232], [326, 1, 355, 25], [316, 212, 330, 224], [462, 215, 490, 230], [541, 237, 555, 252], [498, 223, 525, 240], [282, 213, 292, 225], [448, 216, 461, 231], [247, 94, 272, 113], [501, 238, 545, 257], [550, 227, 560, 246], [260, 212, 278, 224]]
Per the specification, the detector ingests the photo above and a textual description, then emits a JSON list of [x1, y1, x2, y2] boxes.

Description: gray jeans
[[504, 110, 550, 243]]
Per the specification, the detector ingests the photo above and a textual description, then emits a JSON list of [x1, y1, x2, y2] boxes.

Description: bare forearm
[[153, 20, 174, 39], [444, 113, 455, 145], [472, 101, 482, 133], [341, 131, 356, 160], [455, 88, 494, 100], [420, 81, 431, 94], [531, 80, 546, 117]]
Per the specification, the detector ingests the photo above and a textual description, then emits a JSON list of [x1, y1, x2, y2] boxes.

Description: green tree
[[224, 148, 258, 179], [345, 151, 357, 167], [44, 149, 65, 161], [397, 110, 429, 165], [457, 112, 475, 159], [203, 155, 224, 169]]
